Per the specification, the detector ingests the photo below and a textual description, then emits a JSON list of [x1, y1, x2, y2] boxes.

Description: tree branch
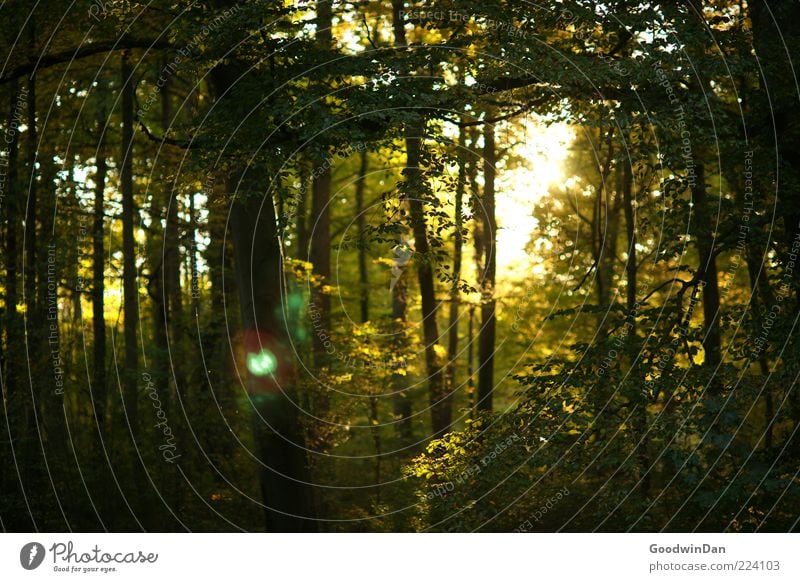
[[135, 112, 193, 149], [1, 36, 173, 84]]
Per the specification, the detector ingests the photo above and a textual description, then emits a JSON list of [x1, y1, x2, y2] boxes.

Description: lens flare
[[246, 349, 278, 377]]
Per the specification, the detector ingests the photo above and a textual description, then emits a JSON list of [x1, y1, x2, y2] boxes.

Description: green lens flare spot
[[288, 293, 304, 310], [247, 349, 278, 377]]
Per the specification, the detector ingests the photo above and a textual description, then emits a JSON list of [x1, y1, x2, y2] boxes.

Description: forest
[[0, 0, 799, 533]]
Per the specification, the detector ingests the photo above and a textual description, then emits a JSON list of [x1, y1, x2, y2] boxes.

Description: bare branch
[[1, 36, 172, 84]]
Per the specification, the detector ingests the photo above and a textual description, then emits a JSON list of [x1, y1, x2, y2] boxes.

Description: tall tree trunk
[[691, 162, 722, 389], [737, 177, 777, 447], [749, 0, 800, 425], [228, 167, 317, 531], [387, 0, 413, 440], [161, 72, 184, 424], [750, 0, 800, 307], [310, 0, 333, 375], [446, 120, 467, 407], [623, 157, 649, 496], [4, 80, 22, 410], [745, 241, 775, 447], [37, 142, 71, 522], [146, 68, 169, 409], [592, 128, 616, 316], [208, 46, 317, 528], [92, 131, 108, 440], [164, 190, 182, 422], [391, 266, 412, 441], [23, 19, 43, 498], [121, 50, 140, 434], [24, 23, 37, 331], [407, 121, 449, 436], [477, 112, 497, 413], [2, 78, 30, 530], [189, 191, 199, 317], [204, 181, 229, 387], [466, 128, 480, 415], [392, 0, 448, 437], [622, 161, 637, 323], [295, 162, 310, 259], [310, 168, 331, 371], [355, 150, 369, 323], [467, 304, 475, 416]]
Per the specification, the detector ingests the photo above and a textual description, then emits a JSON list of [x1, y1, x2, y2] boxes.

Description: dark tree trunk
[[22, 167, 35, 332], [355, 150, 369, 323], [391, 267, 412, 441], [24, 25, 37, 331], [691, 162, 722, 388], [228, 167, 317, 531], [295, 162, 310, 260], [4, 81, 22, 410], [592, 128, 616, 315], [392, 0, 448, 437], [406, 122, 448, 436], [387, 0, 415, 443], [189, 192, 199, 317], [121, 51, 140, 432], [750, 0, 800, 303], [446, 120, 467, 408], [92, 134, 108, 439], [37, 144, 72, 523], [749, 0, 800, 425], [161, 69, 185, 429], [208, 48, 317, 529], [164, 182, 183, 399], [467, 304, 475, 415], [622, 161, 636, 322], [466, 128, 480, 414], [2, 79, 30, 530], [738, 176, 777, 447], [310, 0, 334, 407], [146, 68, 169, 407], [623, 157, 649, 496], [310, 168, 331, 369], [23, 19, 45, 497], [477, 113, 497, 413], [204, 179, 229, 380]]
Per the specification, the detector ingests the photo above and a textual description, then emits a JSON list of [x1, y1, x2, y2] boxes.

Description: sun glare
[[496, 118, 573, 282]]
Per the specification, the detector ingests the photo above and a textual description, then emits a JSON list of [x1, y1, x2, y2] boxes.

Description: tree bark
[[446, 120, 467, 409], [92, 131, 108, 439], [749, 0, 800, 425], [623, 157, 649, 496], [592, 128, 616, 314], [477, 112, 497, 413], [310, 168, 331, 369], [310, 0, 334, 371], [355, 150, 369, 323], [691, 162, 722, 388], [121, 51, 140, 432], [2, 78, 30, 530], [23, 39, 37, 325], [189, 191, 199, 317], [392, 0, 448, 437], [228, 167, 317, 531], [295, 162, 310, 260], [208, 46, 317, 528], [391, 265, 412, 441], [4, 81, 22, 412]]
